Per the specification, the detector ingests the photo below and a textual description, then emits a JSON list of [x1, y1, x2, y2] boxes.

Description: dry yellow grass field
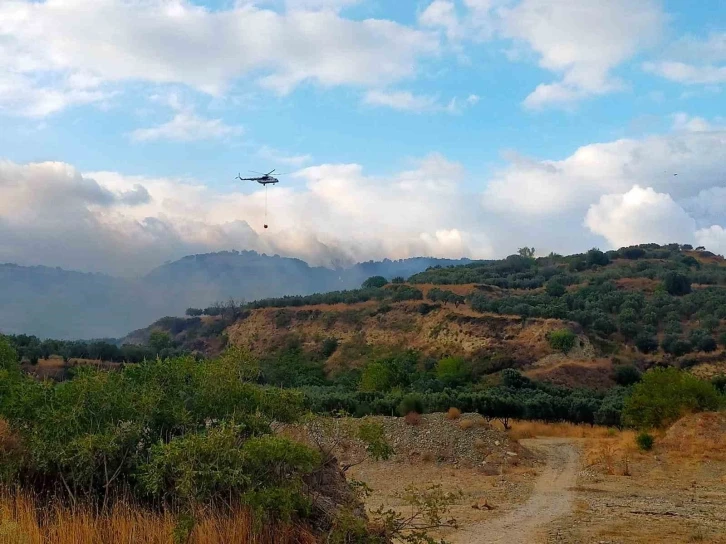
[[0, 493, 315, 544]]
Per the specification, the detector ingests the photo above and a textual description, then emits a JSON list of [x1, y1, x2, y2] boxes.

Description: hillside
[[0, 252, 470, 339], [135, 243, 726, 390]]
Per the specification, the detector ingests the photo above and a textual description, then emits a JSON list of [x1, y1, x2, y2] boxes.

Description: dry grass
[[445, 407, 461, 420], [505, 420, 639, 476], [660, 412, 726, 462], [506, 420, 617, 441], [458, 419, 475, 430], [0, 492, 315, 544]]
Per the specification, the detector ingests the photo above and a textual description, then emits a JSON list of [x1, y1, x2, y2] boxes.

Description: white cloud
[[644, 61, 726, 85], [671, 112, 721, 133], [130, 111, 242, 143], [482, 126, 726, 217], [644, 32, 726, 86], [0, 154, 493, 275], [0, 0, 438, 115], [363, 89, 479, 114], [696, 225, 726, 257], [0, 72, 110, 117], [499, 0, 664, 108], [363, 90, 439, 112], [3, 114, 726, 274], [419, 0, 462, 41], [584, 186, 696, 248], [418, 0, 501, 42], [258, 146, 312, 167], [284, 0, 361, 10]]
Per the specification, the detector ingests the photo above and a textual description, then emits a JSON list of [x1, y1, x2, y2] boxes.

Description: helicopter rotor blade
[[266, 169, 275, 176]]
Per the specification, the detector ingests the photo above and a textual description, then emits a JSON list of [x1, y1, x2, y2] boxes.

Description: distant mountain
[[0, 252, 471, 339]]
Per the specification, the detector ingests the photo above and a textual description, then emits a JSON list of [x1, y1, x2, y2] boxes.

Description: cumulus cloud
[[644, 32, 726, 85], [130, 111, 242, 143], [3, 113, 726, 274], [363, 89, 479, 114], [0, 154, 494, 275], [499, 0, 664, 109], [0, 0, 438, 115], [257, 146, 312, 167], [584, 186, 696, 248], [482, 127, 726, 216]]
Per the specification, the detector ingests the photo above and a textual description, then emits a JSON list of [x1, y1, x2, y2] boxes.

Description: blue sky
[[0, 0, 725, 274]]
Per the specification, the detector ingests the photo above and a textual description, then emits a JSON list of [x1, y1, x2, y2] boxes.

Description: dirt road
[[451, 438, 580, 544]]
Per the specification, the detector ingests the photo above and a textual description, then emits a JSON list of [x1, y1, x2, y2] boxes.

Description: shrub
[[697, 336, 718, 353], [661, 335, 692, 356], [445, 407, 461, 420], [435, 357, 471, 386], [398, 394, 424, 416], [358, 423, 393, 461], [359, 362, 394, 392], [636, 431, 654, 451], [613, 365, 641, 386], [391, 276, 405, 284], [404, 412, 422, 426], [362, 276, 388, 289], [663, 271, 691, 296], [623, 367, 721, 429], [458, 419, 474, 430], [634, 334, 659, 354], [719, 332, 726, 348], [548, 329, 576, 353], [319, 337, 339, 359], [545, 279, 566, 297]]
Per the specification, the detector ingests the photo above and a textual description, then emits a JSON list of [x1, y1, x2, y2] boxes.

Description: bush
[[359, 362, 394, 392], [545, 279, 566, 297], [0, 346, 320, 522], [548, 329, 576, 353], [445, 407, 461, 420], [635, 334, 659, 354], [362, 276, 388, 289], [458, 419, 474, 430], [663, 271, 691, 296], [636, 431, 654, 451], [404, 412, 422, 426], [623, 367, 722, 429], [398, 394, 424, 416], [613, 365, 641, 386], [391, 276, 405, 284], [435, 357, 471, 386]]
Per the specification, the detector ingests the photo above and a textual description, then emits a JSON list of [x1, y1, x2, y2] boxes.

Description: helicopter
[[235, 169, 287, 229], [236, 169, 280, 185]]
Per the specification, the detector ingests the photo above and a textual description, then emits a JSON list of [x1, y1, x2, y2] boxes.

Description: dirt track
[[451, 438, 580, 544]]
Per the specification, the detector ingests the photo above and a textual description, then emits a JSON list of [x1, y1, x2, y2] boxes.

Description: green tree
[[623, 367, 721, 429], [545, 279, 566, 297], [613, 364, 641, 386], [517, 247, 535, 258], [362, 276, 388, 289], [663, 271, 691, 296], [547, 329, 576, 353], [149, 330, 173, 354], [359, 362, 394, 392], [435, 357, 471, 386]]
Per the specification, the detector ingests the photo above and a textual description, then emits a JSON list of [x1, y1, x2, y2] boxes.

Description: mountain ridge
[[0, 251, 472, 339]]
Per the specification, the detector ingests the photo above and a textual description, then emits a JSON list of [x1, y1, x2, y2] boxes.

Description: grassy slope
[[138, 245, 726, 390]]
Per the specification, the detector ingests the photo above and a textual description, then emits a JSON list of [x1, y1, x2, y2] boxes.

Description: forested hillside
[[0, 252, 469, 339], [111, 243, 725, 395]]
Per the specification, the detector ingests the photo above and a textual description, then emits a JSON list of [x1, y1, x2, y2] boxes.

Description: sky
[[1, 0, 725, 276]]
